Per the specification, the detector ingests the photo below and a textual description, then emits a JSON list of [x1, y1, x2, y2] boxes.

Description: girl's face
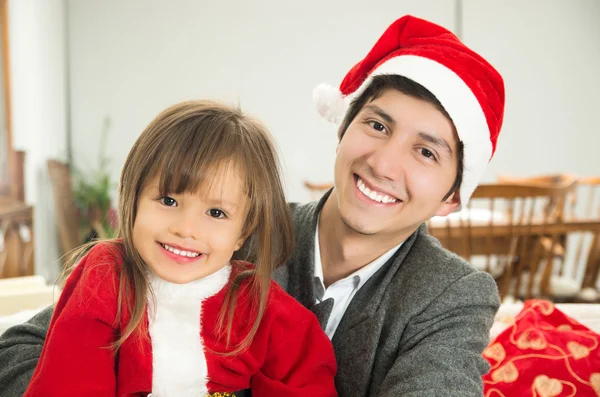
[[132, 165, 249, 284]]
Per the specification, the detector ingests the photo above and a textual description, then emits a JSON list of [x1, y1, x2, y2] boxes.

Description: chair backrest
[[0, 151, 34, 278], [573, 177, 600, 219], [0, 200, 34, 278], [0, 150, 25, 201], [303, 181, 333, 201], [574, 177, 600, 291], [430, 181, 577, 299], [498, 174, 600, 293], [47, 159, 81, 259], [497, 173, 578, 221]]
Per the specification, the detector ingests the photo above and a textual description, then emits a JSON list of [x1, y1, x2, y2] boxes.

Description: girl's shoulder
[[86, 240, 125, 263], [63, 241, 126, 300], [76, 241, 125, 277], [54, 241, 127, 326]]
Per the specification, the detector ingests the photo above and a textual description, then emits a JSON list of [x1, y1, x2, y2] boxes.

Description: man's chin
[[339, 211, 382, 237]]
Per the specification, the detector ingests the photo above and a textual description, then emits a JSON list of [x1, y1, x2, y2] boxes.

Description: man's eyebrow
[[362, 105, 396, 126], [418, 132, 454, 156]]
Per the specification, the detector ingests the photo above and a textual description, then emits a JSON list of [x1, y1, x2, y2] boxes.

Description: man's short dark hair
[[338, 74, 464, 201]]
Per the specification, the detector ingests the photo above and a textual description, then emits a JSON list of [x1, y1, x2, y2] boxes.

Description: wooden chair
[[497, 173, 577, 222], [0, 151, 34, 278], [574, 177, 600, 299], [47, 159, 81, 259], [303, 181, 333, 201], [0, 150, 25, 202], [429, 181, 578, 300], [0, 199, 34, 278], [498, 174, 600, 301]]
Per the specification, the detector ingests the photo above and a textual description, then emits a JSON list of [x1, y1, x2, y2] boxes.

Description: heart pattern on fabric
[[533, 375, 563, 397], [556, 324, 573, 332], [538, 301, 554, 315], [590, 373, 600, 396], [483, 300, 600, 397], [491, 363, 519, 383], [516, 329, 547, 350], [567, 341, 590, 360], [483, 343, 506, 362]]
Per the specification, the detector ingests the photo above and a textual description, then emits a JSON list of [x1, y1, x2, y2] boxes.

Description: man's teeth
[[162, 244, 200, 258], [357, 177, 398, 204]]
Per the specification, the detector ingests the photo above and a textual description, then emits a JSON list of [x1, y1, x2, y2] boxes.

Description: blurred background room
[[1, 0, 599, 337]]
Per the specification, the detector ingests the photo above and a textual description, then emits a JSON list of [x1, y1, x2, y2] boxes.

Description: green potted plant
[[72, 118, 117, 241]]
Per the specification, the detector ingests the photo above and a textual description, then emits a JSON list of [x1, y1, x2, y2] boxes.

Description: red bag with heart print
[[483, 300, 600, 397]]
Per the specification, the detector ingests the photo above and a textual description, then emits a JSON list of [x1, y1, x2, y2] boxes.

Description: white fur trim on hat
[[313, 83, 350, 125], [347, 55, 492, 205]]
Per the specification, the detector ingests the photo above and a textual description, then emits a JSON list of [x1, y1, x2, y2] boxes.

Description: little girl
[[23, 101, 337, 397]]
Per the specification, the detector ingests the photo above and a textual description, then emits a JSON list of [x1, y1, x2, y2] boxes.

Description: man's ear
[[435, 190, 461, 217]]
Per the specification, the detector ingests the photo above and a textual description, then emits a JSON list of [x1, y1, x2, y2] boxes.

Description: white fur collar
[[147, 265, 231, 397]]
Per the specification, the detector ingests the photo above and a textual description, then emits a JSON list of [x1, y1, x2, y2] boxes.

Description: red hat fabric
[[314, 15, 505, 204]]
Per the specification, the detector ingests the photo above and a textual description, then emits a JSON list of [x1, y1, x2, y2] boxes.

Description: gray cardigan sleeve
[[0, 306, 53, 397], [377, 271, 499, 397]]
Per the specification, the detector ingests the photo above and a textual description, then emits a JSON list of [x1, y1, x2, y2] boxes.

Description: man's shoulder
[[412, 228, 481, 277], [389, 226, 498, 305], [288, 201, 318, 224]]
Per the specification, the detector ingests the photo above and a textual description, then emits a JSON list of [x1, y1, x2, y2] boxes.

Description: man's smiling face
[[332, 88, 461, 240]]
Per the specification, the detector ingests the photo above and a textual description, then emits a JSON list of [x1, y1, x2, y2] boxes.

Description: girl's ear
[[234, 236, 246, 252], [234, 228, 253, 252]]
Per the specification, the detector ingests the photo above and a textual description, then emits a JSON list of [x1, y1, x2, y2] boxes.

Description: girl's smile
[[158, 242, 204, 263]]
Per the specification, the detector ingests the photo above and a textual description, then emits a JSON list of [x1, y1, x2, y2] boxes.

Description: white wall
[[8, 0, 67, 281], [66, 0, 456, 205], [463, 0, 600, 181]]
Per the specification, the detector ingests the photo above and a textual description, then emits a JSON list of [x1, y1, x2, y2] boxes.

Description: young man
[[0, 15, 504, 397]]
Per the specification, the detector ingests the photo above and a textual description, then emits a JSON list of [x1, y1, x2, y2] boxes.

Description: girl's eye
[[159, 197, 177, 207], [208, 209, 226, 219], [421, 148, 436, 160], [368, 121, 387, 133]]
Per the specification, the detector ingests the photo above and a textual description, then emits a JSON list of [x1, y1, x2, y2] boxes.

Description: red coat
[[23, 243, 337, 397]]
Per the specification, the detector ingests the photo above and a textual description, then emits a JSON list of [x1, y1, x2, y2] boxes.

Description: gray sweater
[[0, 194, 499, 397], [276, 197, 500, 397]]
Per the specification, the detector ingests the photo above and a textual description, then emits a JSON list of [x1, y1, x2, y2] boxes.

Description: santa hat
[[314, 15, 505, 205]]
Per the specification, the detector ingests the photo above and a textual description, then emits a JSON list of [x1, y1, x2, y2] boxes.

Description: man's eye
[[421, 148, 436, 160], [159, 197, 177, 207], [368, 121, 386, 133], [208, 209, 226, 219]]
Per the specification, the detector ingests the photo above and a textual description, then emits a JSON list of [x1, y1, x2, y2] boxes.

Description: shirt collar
[[313, 218, 402, 291]]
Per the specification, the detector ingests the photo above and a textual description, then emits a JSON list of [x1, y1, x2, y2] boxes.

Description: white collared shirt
[[314, 224, 402, 339]]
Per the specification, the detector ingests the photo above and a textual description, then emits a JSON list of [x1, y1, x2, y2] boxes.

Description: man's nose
[[366, 141, 405, 183]]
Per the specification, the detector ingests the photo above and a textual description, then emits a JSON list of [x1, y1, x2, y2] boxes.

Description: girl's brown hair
[[64, 100, 293, 354]]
